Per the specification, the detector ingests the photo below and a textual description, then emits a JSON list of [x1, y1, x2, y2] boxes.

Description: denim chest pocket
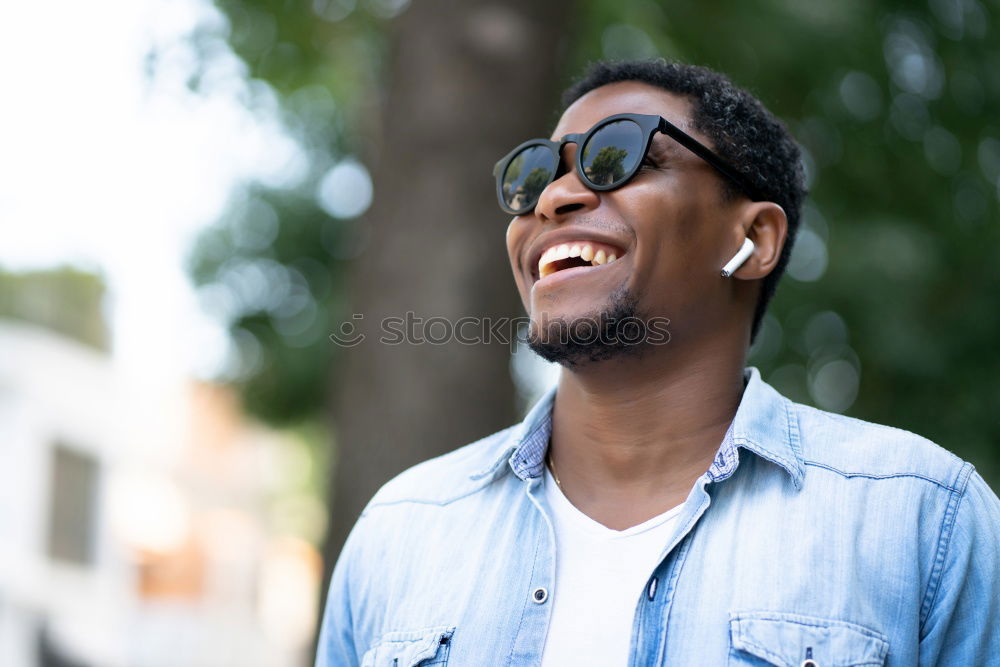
[[728, 611, 889, 667], [361, 626, 454, 667]]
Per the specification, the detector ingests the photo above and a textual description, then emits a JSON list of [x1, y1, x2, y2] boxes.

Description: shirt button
[[647, 576, 658, 601], [532, 587, 548, 604]]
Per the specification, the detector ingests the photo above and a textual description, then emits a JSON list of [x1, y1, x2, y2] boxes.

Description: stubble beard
[[526, 284, 655, 368]]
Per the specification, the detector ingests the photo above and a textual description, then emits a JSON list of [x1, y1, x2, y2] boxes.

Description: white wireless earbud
[[720, 237, 755, 278]]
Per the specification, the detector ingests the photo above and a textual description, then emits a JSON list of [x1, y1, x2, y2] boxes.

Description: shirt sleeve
[[918, 466, 1000, 665], [314, 514, 369, 667]]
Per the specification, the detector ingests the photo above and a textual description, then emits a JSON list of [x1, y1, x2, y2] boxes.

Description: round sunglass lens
[[580, 120, 644, 187], [501, 145, 556, 212]]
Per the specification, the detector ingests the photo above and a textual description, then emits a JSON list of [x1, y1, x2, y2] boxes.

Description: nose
[[533, 143, 601, 222]]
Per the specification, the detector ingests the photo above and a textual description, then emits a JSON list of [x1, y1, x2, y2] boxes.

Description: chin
[[526, 285, 659, 368]]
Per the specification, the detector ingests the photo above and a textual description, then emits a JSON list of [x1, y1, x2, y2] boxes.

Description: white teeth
[[538, 251, 552, 276], [536, 241, 623, 278]]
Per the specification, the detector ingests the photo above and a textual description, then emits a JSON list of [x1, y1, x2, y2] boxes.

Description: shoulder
[[362, 424, 519, 512], [789, 400, 969, 492]]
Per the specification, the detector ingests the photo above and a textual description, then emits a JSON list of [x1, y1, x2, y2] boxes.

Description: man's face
[[505, 81, 744, 367]]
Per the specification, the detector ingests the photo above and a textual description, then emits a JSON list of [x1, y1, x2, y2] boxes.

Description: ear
[[729, 201, 787, 280]]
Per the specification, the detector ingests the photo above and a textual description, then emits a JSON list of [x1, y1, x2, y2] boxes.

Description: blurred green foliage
[[0, 267, 108, 350], [185, 1, 396, 425], [189, 0, 1000, 485], [189, 186, 342, 424]]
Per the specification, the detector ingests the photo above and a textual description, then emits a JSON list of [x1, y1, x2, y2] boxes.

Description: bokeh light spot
[[316, 158, 373, 219], [809, 358, 860, 412], [787, 228, 828, 282], [838, 71, 882, 122], [923, 126, 962, 174]]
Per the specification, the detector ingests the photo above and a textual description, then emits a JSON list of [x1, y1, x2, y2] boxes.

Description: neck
[[548, 333, 748, 529]]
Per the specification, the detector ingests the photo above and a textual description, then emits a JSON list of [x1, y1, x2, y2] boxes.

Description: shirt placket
[[629, 429, 746, 667], [506, 475, 556, 665]]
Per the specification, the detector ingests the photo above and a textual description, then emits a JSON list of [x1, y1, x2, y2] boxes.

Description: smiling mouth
[[536, 241, 624, 281]]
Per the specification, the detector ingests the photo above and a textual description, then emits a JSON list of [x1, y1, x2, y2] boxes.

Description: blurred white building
[[0, 320, 323, 667]]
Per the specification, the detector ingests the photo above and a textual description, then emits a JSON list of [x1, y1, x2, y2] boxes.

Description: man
[[316, 59, 1000, 666]]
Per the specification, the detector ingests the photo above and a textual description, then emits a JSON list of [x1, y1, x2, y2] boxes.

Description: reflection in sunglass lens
[[580, 120, 644, 186], [502, 145, 556, 212]]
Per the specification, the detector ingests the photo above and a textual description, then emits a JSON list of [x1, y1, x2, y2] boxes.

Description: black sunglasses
[[493, 112, 759, 216]]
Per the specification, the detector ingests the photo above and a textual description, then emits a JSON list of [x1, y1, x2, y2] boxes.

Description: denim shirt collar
[[470, 366, 805, 491]]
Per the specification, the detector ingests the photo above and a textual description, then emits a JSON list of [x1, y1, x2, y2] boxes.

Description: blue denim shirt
[[316, 367, 1000, 666]]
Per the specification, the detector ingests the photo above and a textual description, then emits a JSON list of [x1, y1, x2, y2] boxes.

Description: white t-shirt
[[540, 466, 683, 667]]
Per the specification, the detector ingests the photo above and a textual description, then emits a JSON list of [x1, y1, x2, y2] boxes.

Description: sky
[[0, 0, 303, 387]]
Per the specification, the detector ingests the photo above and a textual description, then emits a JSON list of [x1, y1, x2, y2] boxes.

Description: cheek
[[626, 189, 725, 282], [505, 217, 532, 291], [505, 218, 524, 265]]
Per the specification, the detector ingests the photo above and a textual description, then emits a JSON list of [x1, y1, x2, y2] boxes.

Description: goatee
[[526, 285, 658, 368]]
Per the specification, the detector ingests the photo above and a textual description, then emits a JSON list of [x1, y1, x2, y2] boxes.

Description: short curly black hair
[[561, 59, 806, 344]]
